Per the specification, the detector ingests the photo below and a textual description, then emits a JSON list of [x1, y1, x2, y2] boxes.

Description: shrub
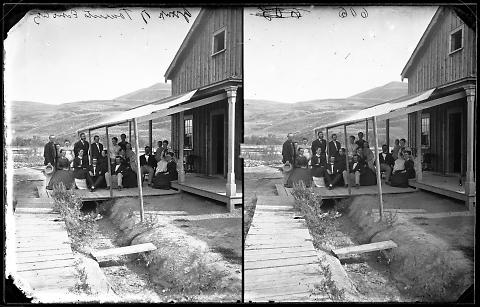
[[313, 255, 346, 301], [51, 183, 97, 252]]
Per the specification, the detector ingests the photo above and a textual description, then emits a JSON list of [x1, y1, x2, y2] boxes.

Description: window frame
[[449, 25, 464, 55], [211, 27, 226, 56], [184, 115, 193, 150], [420, 113, 430, 149]]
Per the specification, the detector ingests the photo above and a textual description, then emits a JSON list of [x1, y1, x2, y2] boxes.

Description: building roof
[[401, 5, 476, 79], [164, 9, 208, 80]]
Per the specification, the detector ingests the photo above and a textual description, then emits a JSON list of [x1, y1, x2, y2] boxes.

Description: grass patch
[[51, 182, 98, 252]]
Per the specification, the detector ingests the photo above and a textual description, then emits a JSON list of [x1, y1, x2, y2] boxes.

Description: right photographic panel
[[243, 5, 475, 303]]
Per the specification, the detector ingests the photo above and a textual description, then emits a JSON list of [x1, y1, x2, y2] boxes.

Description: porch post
[[344, 124, 351, 195], [385, 119, 390, 148], [415, 111, 423, 181], [226, 87, 237, 202], [373, 116, 384, 220], [129, 121, 132, 143], [133, 118, 145, 222], [105, 126, 113, 198], [464, 86, 476, 200], [365, 119, 369, 142], [178, 112, 186, 183], [149, 120, 153, 150]]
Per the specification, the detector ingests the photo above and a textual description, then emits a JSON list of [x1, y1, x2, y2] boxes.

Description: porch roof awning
[[77, 90, 197, 133], [314, 88, 436, 130]]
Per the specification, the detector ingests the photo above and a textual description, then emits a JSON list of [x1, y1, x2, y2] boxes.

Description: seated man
[[346, 154, 363, 189], [108, 156, 126, 190], [140, 146, 156, 186], [379, 144, 395, 184], [324, 156, 343, 190], [152, 152, 178, 189], [86, 158, 105, 192]]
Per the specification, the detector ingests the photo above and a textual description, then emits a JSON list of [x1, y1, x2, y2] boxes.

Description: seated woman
[[73, 149, 88, 189], [155, 154, 168, 176], [152, 152, 178, 189], [99, 150, 111, 188], [310, 147, 326, 181], [47, 149, 75, 190], [359, 161, 377, 186], [62, 139, 74, 167], [294, 148, 305, 168], [121, 148, 138, 189], [298, 138, 312, 162], [362, 142, 375, 171], [390, 149, 415, 188], [286, 156, 312, 188]]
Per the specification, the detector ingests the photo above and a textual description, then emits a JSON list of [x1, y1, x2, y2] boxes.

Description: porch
[[171, 173, 243, 212], [409, 172, 476, 204]]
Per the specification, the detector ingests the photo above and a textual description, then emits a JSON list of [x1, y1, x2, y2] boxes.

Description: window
[[212, 28, 226, 55], [184, 117, 193, 150], [450, 27, 463, 53], [421, 113, 430, 148]]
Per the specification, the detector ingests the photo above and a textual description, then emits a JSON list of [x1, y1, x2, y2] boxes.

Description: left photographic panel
[[4, 5, 243, 303]]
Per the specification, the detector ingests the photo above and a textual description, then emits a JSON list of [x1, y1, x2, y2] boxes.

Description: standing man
[[118, 133, 128, 149], [90, 135, 104, 160], [140, 146, 157, 186], [281, 133, 296, 187], [355, 132, 366, 149], [379, 144, 395, 184], [74, 133, 90, 162], [311, 131, 327, 166], [328, 133, 342, 161], [43, 134, 57, 166]]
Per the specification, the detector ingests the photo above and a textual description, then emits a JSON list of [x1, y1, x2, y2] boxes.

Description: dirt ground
[[243, 165, 473, 302]]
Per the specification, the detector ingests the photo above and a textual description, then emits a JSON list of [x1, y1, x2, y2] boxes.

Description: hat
[[45, 164, 54, 175], [282, 163, 293, 173]]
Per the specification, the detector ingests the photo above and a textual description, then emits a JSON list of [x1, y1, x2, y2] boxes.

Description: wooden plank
[[15, 208, 55, 214], [245, 250, 318, 262], [245, 255, 320, 270], [16, 197, 54, 204], [36, 185, 49, 198], [16, 267, 76, 279], [16, 243, 72, 253], [245, 263, 321, 276], [245, 245, 315, 256], [16, 253, 74, 264], [16, 248, 73, 258], [332, 240, 398, 258], [91, 242, 157, 260], [406, 211, 474, 219], [275, 183, 289, 198], [371, 208, 427, 213], [17, 258, 76, 272]]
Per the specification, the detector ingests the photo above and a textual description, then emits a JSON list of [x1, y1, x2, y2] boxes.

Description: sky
[[4, 6, 199, 105], [244, 6, 438, 103]]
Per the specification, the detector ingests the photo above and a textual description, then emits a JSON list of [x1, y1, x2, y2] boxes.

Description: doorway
[[447, 111, 462, 173], [211, 113, 225, 175]]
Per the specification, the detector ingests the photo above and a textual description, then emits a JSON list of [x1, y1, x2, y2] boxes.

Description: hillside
[[8, 82, 172, 143], [245, 81, 409, 143]]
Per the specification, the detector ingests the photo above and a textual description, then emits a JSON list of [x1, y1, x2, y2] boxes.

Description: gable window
[[421, 113, 430, 148], [212, 28, 226, 55], [184, 116, 193, 150], [449, 27, 463, 54]]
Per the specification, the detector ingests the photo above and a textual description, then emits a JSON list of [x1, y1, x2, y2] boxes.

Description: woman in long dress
[[390, 149, 415, 187], [62, 139, 74, 167], [286, 156, 312, 188], [73, 149, 88, 189], [47, 149, 75, 190], [121, 144, 138, 188], [152, 152, 178, 189]]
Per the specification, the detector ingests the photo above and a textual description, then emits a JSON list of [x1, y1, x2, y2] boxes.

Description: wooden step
[[331, 240, 398, 258], [36, 185, 50, 199], [91, 242, 157, 260]]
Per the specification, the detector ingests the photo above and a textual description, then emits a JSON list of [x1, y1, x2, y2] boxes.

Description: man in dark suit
[[281, 133, 296, 187], [311, 131, 327, 165], [86, 158, 105, 192], [356, 132, 366, 149], [379, 144, 395, 184], [74, 133, 90, 162], [140, 146, 157, 186], [118, 133, 128, 149], [347, 154, 363, 188], [325, 156, 343, 190], [90, 135, 104, 160], [43, 134, 57, 166], [328, 133, 342, 161]]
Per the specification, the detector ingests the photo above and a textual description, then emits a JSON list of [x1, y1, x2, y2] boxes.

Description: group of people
[[281, 131, 416, 190], [44, 133, 178, 191]]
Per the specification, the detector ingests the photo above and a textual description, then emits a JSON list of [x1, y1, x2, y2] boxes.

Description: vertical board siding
[[406, 8, 476, 95], [170, 8, 243, 96]]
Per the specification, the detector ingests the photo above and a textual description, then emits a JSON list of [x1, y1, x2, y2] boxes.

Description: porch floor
[[171, 173, 243, 210], [409, 172, 476, 202]]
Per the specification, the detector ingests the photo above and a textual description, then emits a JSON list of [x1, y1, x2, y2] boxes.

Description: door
[[447, 112, 462, 173], [211, 113, 225, 175]]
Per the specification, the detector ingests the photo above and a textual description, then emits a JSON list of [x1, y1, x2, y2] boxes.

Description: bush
[[51, 183, 97, 252]]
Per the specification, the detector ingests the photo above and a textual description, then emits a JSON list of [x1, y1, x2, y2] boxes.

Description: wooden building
[[314, 5, 476, 211], [402, 6, 476, 208], [77, 8, 243, 213]]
